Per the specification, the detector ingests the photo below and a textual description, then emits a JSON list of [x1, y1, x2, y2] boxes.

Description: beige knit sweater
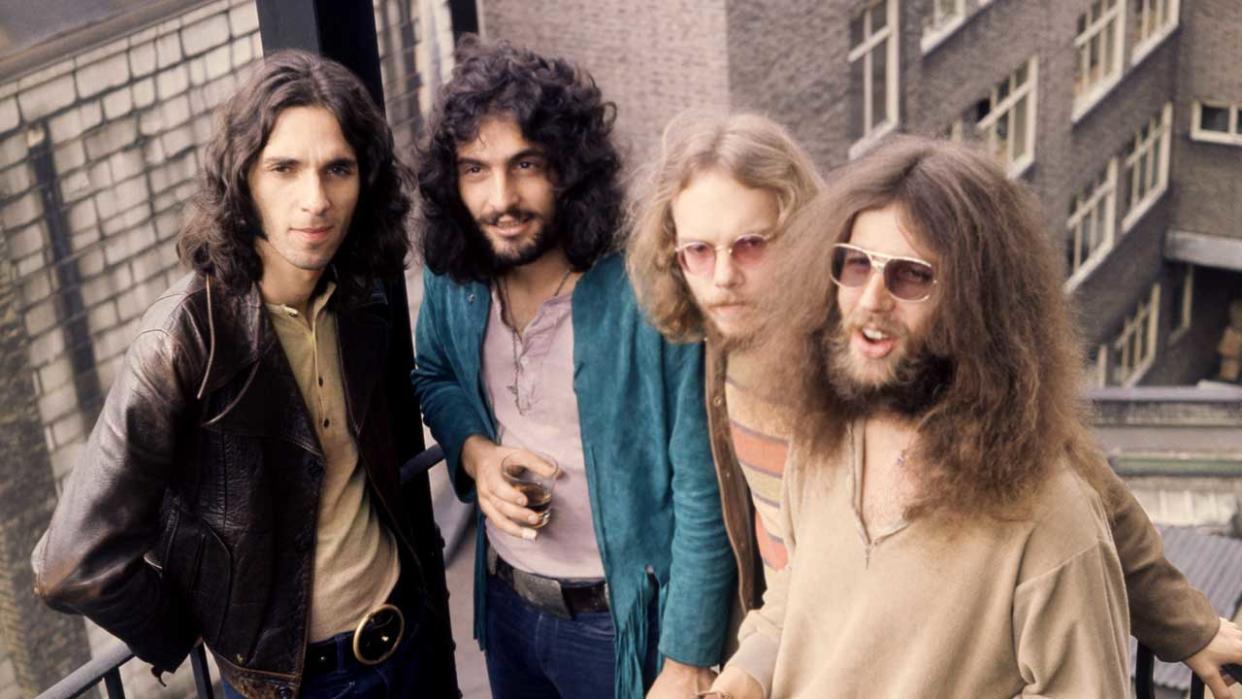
[[726, 422, 1131, 698]]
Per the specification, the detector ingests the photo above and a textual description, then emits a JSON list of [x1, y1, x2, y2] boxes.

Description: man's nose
[[857, 267, 894, 311], [487, 171, 520, 213], [300, 173, 330, 215], [712, 249, 742, 288]]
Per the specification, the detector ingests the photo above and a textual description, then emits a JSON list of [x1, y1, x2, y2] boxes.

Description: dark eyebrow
[[262, 156, 300, 168], [508, 148, 546, 165], [325, 157, 357, 170]]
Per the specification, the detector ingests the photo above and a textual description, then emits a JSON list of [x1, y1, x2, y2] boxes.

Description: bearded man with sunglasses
[[694, 135, 1159, 697]]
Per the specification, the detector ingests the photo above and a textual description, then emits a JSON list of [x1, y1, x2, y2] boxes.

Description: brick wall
[[0, 0, 262, 490], [481, 0, 731, 164], [1172, 0, 1242, 242], [0, 0, 447, 695]]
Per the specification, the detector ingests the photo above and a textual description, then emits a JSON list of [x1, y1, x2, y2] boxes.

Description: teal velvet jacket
[[412, 254, 734, 697]]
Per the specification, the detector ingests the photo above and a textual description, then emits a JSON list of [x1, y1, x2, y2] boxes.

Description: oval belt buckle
[[351, 603, 405, 666]]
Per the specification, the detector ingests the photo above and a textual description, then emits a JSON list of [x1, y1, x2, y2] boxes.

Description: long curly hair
[[627, 111, 824, 341], [177, 49, 413, 304], [758, 137, 1112, 521], [415, 36, 623, 283]]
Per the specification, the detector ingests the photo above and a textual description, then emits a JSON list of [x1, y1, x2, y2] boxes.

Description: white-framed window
[[1121, 102, 1172, 231], [1072, 0, 1125, 120], [974, 57, 1038, 177], [848, 0, 900, 153], [922, 0, 966, 52], [1108, 282, 1161, 386], [1191, 101, 1242, 146], [1169, 263, 1194, 340], [1133, 0, 1179, 64], [1065, 159, 1117, 286], [1088, 346, 1108, 388]]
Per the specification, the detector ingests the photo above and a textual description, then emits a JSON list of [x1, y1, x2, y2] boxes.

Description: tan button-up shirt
[[266, 284, 400, 641]]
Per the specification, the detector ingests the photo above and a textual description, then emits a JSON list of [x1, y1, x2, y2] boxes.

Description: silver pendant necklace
[[498, 267, 573, 414]]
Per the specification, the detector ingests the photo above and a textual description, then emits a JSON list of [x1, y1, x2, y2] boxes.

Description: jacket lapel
[[202, 285, 322, 458], [336, 286, 389, 437]]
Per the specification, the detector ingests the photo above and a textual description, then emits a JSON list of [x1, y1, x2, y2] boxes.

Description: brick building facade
[[0, 1, 449, 695], [482, 0, 1242, 388]]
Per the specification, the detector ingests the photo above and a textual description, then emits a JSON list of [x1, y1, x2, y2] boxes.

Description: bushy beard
[[824, 325, 953, 419], [477, 206, 560, 274]]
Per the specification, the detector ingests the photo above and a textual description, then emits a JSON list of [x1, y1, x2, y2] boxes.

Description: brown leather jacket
[[704, 339, 1219, 662], [32, 273, 456, 698]]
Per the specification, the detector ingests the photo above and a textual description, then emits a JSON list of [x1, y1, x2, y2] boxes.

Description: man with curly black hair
[[412, 37, 734, 698], [33, 51, 458, 698]]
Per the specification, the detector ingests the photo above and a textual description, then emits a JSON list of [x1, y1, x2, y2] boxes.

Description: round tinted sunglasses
[[829, 243, 937, 302], [674, 234, 772, 277]]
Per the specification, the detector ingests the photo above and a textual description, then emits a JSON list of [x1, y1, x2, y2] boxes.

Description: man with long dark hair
[[412, 38, 734, 698], [33, 51, 458, 698]]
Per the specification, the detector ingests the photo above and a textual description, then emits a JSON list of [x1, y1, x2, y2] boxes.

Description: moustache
[[478, 207, 539, 228], [841, 312, 907, 340]]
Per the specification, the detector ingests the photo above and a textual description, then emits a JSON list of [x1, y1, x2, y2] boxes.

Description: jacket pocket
[[164, 513, 235, 652]]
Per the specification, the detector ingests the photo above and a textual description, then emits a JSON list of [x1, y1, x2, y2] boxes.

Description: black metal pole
[[255, 0, 384, 106], [448, 0, 480, 40]]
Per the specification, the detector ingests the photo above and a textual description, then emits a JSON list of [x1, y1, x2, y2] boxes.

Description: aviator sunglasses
[[829, 243, 937, 302], [674, 234, 772, 277]]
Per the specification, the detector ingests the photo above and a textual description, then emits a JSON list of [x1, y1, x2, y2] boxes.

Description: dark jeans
[[222, 599, 428, 699], [484, 572, 621, 699]]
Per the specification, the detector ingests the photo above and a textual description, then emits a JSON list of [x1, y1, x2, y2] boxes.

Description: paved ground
[[447, 521, 491, 698]]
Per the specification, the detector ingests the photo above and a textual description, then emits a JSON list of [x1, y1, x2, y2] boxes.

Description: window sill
[[1071, 75, 1123, 124], [1007, 154, 1034, 180], [1131, 24, 1179, 69], [1122, 355, 1157, 388], [1065, 247, 1113, 292], [848, 121, 899, 161], [1121, 186, 1168, 233], [1190, 130, 1242, 147], [921, 15, 968, 55]]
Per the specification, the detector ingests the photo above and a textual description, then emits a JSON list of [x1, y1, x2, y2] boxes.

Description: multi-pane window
[[1122, 103, 1172, 230], [1065, 160, 1117, 283], [922, 0, 965, 47], [1073, 0, 1124, 116], [974, 58, 1038, 176], [848, 0, 899, 148], [1108, 282, 1160, 385], [1191, 101, 1242, 145], [1134, 0, 1179, 59]]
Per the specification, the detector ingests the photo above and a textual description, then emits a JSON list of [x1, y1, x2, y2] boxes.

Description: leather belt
[[303, 578, 416, 677], [487, 546, 609, 620]]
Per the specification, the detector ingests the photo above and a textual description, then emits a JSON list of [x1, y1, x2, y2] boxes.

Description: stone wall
[[480, 0, 731, 165]]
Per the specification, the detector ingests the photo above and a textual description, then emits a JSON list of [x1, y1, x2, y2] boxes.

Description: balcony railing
[[35, 445, 447, 699], [37, 643, 214, 699]]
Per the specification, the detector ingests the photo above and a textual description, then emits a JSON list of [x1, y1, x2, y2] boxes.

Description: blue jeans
[[484, 572, 620, 699], [222, 600, 428, 699]]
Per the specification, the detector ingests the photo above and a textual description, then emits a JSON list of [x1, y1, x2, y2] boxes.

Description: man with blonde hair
[[628, 112, 821, 623]]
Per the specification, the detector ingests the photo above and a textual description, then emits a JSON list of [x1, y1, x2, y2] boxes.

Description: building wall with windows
[[480, 0, 732, 161], [480, 0, 1241, 389], [1171, 1, 1242, 244]]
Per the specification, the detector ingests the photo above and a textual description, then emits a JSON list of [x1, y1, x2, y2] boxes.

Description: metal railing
[[1136, 643, 1206, 699], [37, 643, 214, 699], [34, 446, 447, 699]]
